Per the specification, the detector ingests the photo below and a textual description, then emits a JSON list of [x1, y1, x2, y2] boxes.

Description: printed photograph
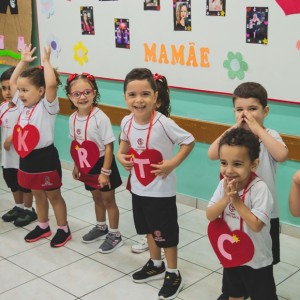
[[246, 7, 269, 44], [206, 0, 226, 16], [115, 18, 130, 49], [144, 0, 160, 11], [80, 6, 95, 35], [173, 0, 192, 31]]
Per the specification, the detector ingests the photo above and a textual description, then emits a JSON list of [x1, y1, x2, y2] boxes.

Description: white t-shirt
[[13, 91, 59, 149], [120, 112, 195, 197], [0, 102, 19, 168], [69, 107, 116, 157], [208, 176, 274, 269], [257, 128, 286, 218]]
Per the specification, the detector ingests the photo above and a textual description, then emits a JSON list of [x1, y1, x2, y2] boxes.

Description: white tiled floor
[[1, 169, 300, 299]]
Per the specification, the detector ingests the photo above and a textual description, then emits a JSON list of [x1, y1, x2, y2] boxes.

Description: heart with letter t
[[127, 148, 163, 186]]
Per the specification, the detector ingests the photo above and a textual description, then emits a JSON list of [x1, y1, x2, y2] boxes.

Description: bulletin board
[[35, 0, 300, 103]]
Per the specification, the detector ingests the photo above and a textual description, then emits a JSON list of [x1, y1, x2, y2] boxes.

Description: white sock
[[97, 222, 106, 230], [152, 259, 163, 267], [16, 203, 24, 209], [167, 268, 178, 275], [24, 206, 32, 211]]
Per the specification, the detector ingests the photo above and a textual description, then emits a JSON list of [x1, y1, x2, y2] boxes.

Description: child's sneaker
[[98, 232, 123, 253], [25, 225, 52, 242], [2, 206, 23, 222], [82, 225, 108, 243], [132, 259, 166, 283], [50, 226, 72, 248], [131, 236, 149, 253], [158, 271, 183, 300], [14, 208, 37, 227]]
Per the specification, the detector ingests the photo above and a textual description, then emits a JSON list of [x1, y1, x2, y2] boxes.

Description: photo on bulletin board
[[246, 7, 269, 45], [115, 18, 130, 49], [174, 0, 192, 31], [81, 6, 95, 35], [206, 0, 226, 16], [144, 0, 160, 11]]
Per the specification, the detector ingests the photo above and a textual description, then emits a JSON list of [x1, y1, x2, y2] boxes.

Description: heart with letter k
[[13, 124, 40, 158]]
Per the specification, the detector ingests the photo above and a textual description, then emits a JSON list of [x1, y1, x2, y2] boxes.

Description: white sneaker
[[131, 236, 149, 253]]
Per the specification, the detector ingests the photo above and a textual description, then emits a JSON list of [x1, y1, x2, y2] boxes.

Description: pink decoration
[[275, 0, 300, 15]]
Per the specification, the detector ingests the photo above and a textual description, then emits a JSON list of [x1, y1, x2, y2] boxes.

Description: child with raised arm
[[65, 73, 123, 253], [131, 72, 171, 254], [208, 82, 288, 300], [117, 68, 195, 300], [289, 170, 300, 217], [0, 67, 36, 227], [207, 127, 278, 300], [10, 44, 71, 247]]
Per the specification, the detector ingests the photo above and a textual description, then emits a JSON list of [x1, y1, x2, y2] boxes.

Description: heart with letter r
[[127, 148, 163, 186], [70, 140, 100, 174], [13, 124, 40, 158], [208, 218, 254, 268]]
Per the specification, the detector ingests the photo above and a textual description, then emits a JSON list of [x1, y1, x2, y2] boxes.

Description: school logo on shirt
[[137, 138, 143, 146]]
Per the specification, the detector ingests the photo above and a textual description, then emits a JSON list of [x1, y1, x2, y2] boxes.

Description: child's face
[[234, 97, 269, 129], [1, 80, 13, 102], [220, 144, 258, 191], [68, 79, 95, 112], [124, 79, 158, 124], [17, 77, 45, 107]]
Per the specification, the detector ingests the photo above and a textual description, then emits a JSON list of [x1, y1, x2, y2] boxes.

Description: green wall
[[1, 0, 299, 228]]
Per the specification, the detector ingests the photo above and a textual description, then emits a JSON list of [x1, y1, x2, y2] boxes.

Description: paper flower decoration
[[40, 0, 54, 18], [47, 34, 61, 57], [73, 41, 88, 66], [223, 52, 248, 80]]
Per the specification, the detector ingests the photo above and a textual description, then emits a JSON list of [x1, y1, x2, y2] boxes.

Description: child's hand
[[72, 165, 80, 180], [3, 135, 12, 151], [242, 110, 263, 135], [118, 153, 134, 171], [151, 160, 174, 179], [42, 46, 51, 64], [293, 171, 300, 185], [224, 176, 239, 203], [98, 174, 111, 189], [21, 44, 37, 63]]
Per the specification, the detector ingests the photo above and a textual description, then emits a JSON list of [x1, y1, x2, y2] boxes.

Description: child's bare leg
[[163, 246, 177, 269], [229, 297, 244, 300], [22, 191, 33, 208], [32, 190, 49, 222], [147, 233, 162, 260], [91, 189, 106, 223], [100, 190, 119, 229], [46, 189, 67, 226], [12, 190, 23, 205]]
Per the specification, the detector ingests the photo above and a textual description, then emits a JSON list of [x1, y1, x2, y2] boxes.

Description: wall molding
[[59, 98, 300, 162]]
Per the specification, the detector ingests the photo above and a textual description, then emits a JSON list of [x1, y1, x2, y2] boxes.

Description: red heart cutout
[[208, 218, 254, 268], [13, 124, 40, 158], [70, 140, 100, 174], [275, 0, 300, 15], [128, 148, 163, 186]]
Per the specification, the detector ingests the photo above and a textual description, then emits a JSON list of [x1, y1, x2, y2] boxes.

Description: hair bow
[[82, 72, 95, 82], [153, 73, 164, 81], [67, 73, 78, 83]]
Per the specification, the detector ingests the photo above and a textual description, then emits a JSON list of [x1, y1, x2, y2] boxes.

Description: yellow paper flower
[[73, 41, 88, 66]]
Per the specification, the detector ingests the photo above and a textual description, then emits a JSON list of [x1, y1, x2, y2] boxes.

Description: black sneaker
[[25, 225, 52, 242], [158, 271, 183, 300], [2, 206, 24, 222], [132, 259, 165, 283], [14, 208, 37, 227], [50, 226, 72, 248]]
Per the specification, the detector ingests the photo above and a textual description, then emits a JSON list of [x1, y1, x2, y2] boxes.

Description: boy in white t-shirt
[[207, 127, 278, 299], [0, 67, 36, 226]]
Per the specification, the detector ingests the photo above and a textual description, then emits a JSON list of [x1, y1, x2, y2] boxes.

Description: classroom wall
[[1, 1, 299, 228]]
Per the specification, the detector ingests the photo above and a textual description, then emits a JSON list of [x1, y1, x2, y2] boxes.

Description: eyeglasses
[[69, 89, 94, 99]]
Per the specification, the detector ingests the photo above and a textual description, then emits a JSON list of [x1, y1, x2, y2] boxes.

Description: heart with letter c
[[127, 148, 163, 186], [70, 140, 100, 174], [13, 124, 40, 158], [208, 218, 254, 268]]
